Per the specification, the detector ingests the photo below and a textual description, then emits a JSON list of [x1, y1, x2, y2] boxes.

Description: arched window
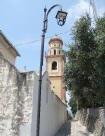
[[54, 50, 56, 55], [52, 61, 57, 70]]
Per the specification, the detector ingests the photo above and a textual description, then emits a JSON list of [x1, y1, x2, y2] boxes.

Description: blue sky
[[0, 0, 105, 71]]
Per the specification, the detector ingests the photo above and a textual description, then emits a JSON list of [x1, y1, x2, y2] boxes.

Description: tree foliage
[[64, 14, 105, 113]]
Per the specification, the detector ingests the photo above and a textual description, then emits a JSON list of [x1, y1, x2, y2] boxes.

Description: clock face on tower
[[46, 36, 66, 101]]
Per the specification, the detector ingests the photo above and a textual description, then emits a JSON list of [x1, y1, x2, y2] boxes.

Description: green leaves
[[64, 14, 105, 113]]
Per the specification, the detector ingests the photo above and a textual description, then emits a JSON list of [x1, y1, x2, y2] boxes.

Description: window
[[52, 61, 57, 70], [54, 50, 56, 55], [59, 50, 60, 54]]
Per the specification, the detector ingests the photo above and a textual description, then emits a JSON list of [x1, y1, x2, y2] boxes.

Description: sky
[[0, 0, 105, 72]]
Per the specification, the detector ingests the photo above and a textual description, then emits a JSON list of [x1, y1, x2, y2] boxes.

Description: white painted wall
[[31, 71, 67, 136]]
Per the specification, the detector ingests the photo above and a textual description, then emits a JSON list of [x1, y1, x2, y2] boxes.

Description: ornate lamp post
[[36, 4, 67, 136]]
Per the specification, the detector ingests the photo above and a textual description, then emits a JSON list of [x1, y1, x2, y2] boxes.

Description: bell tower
[[46, 36, 66, 101]]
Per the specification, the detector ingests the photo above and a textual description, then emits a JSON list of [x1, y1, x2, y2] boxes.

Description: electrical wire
[[14, 30, 70, 47]]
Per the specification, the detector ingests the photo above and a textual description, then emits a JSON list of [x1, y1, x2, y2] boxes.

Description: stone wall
[[19, 71, 35, 136], [0, 56, 20, 136], [0, 56, 67, 136], [75, 108, 105, 136], [0, 56, 34, 136]]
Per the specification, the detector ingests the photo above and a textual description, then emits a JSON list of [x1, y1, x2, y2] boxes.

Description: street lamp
[[56, 10, 67, 26], [36, 4, 67, 136]]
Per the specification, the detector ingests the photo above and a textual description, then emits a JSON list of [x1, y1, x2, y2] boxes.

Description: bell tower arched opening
[[54, 50, 56, 55], [52, 61, 57, 70]]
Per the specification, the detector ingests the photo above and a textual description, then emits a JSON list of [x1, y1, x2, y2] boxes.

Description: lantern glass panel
[[56, 11, 67, 20]]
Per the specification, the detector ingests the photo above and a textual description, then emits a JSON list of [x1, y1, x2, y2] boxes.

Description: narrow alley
[[55, 120, 93, 136]]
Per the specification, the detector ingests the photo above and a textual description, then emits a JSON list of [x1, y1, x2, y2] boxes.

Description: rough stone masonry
[[0, 56, 34, 136], [75, 108, 105, 136]]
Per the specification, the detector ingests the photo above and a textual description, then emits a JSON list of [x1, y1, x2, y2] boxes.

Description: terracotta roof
[[49, 36, 63, 45], [0, 30, 20, 56]]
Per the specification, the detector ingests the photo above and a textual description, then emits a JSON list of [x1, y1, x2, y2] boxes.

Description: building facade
[[0, 30, 20, 65], [46, 36, 66, 101]]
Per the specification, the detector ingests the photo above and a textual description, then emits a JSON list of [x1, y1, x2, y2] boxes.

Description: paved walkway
[[55, 120, 71, 136], [55, 120, 93, 136], [71, 120, 93, 136]]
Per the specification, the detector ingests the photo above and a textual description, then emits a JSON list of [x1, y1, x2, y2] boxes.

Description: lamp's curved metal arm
[[47, 4, 62, 17], [44, 4, 62, 33]]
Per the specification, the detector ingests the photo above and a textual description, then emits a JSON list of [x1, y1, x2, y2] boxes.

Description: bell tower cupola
[[46, 36, 66, 101], [48, 36, 63, 56]]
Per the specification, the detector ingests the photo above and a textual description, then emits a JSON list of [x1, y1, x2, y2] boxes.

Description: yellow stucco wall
[[46, 55, 65, 100], [47, 56, 64, 76], [50, 77, 62, 99], [46, 37, 66, 100]]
